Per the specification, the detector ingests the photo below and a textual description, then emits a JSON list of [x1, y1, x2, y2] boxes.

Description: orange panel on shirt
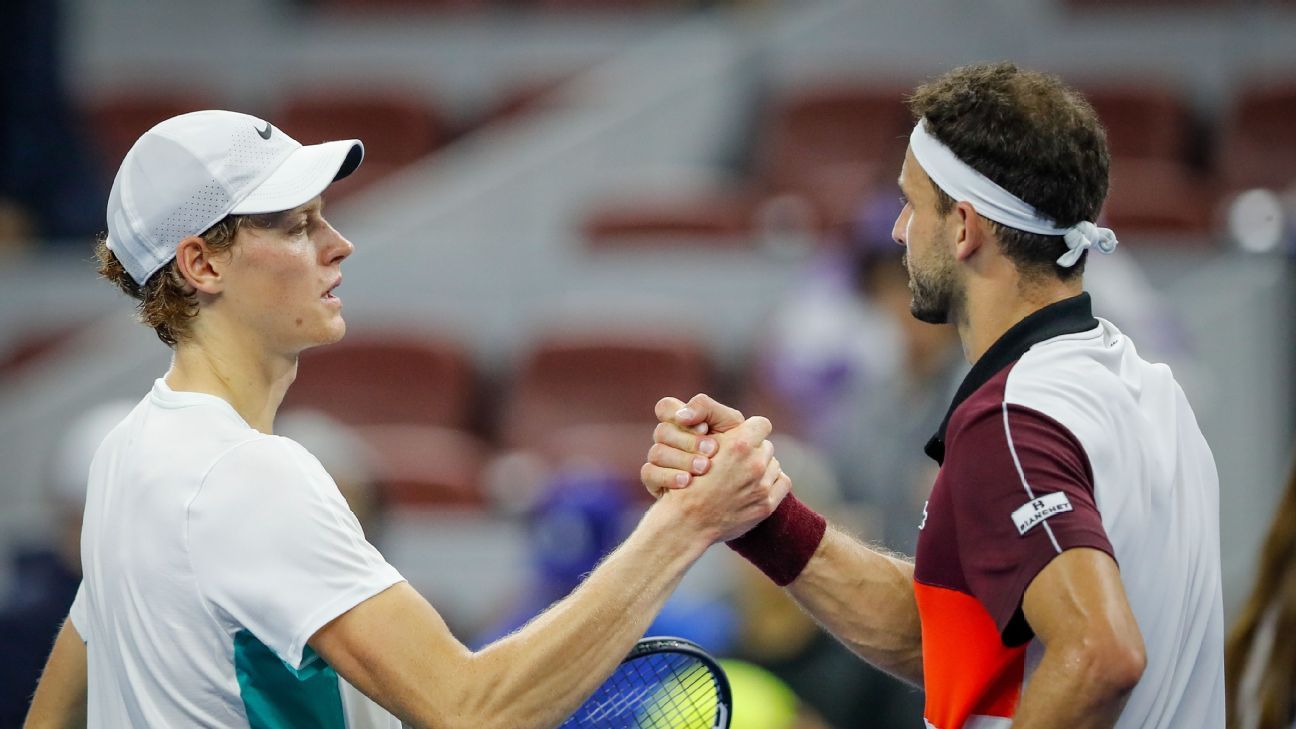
[[915, 580, 1025, 728]]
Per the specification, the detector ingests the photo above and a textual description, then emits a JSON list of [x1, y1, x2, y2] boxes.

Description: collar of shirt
[[924, 292, 1099, 464]]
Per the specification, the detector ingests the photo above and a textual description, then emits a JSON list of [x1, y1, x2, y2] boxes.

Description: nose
[[892, 206, 909, 247], [321, 219, 354, 264]]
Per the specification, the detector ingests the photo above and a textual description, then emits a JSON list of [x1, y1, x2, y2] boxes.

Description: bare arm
[[645, 394, 925, 685], [1011, 548, 1145, 728], [786, 529, 923, 685], [24, 620, 87, 729], [313, 416, 788, 729]]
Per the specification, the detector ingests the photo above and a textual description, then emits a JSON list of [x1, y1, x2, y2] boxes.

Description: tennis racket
[[560, 636, 732, 729]]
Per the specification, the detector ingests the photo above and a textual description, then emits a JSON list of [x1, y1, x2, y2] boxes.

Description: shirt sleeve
[[69, 581, 88, 641], [944, 400, 1115, 645], [187, 437, 403, 669]]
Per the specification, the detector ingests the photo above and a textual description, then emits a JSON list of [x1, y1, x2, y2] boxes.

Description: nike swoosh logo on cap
[[257, 123, 273, 140]]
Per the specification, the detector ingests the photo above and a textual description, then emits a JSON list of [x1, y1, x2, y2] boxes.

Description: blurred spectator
[[0, 0, 105, 250], [0, 400, 133, 726], [756, 191, 964, 554], [822, 194, 964, 556], [276, 409, 388, 546], [1226, 451, 1296, 729], [475, 469, 737, 651]]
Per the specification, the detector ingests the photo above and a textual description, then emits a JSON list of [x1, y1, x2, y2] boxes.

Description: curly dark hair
[[908, 62, 1110, 282], [95, 215, 255, 347]]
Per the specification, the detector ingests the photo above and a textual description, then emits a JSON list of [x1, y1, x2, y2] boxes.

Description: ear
[[951, 201, 987, 262], [174, 235, 227, 295]]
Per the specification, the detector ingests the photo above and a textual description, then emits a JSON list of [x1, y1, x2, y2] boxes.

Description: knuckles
[[652, 422, 677, 445], [647, 443, 671, 465]]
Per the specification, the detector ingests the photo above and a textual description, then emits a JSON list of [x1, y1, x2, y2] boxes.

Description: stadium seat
[[319, 0, 491, 13], [272, 91, 451, 197], [1101, 157, 1215, 237], [1080, 83, 1196, 162], [81, 90, 220, 182], [1065, 0, 1239, 8], [580, 192, 757, 250], [1219, 81, 1296, 191], [539, 423, 658, 500], [0, 320, 92, 378], [756, 83, 910, 232], [501, 332, 713, 448], [283, 333, 478, 429], [356, 424, 490, 509]]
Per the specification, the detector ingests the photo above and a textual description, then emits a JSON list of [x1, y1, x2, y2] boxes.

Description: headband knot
[[1059, 220, 1118, 268], [909, 118, 1117, 269]]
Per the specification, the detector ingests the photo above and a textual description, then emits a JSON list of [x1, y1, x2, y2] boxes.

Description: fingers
[[641, 462, 691, 497], [760, 456, 783, 490], [647, 442, 711, 477], [655, 396, 710, 436], [684, 393, 746, 433], [653, 394, 750, 452], [769, 470, 792, 508], [732, 415, 774, 448], [653, 422, 717, 457], [654, 397, 688, 424]]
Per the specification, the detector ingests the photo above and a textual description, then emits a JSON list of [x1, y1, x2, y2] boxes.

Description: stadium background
[[0, 0, 1293, 726]]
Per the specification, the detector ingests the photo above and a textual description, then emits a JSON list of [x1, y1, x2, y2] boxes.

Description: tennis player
[[644, 63, 1223, 729], [24, 110, 790, 728]]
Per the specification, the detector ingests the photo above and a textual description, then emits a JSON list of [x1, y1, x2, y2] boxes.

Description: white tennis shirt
[[69, 379, 404, 728]]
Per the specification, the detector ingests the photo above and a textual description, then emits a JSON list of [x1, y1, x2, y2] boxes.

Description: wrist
[[641, 498, 714, 559], [726, 494, 827, 586]]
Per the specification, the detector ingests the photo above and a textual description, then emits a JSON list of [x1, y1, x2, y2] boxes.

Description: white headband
[[908, 118, 1116, 268]]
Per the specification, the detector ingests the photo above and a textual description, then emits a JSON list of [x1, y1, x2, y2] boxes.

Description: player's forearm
[[1010, 640, 1142, 729], [461, 502, 709, 729], [787, 527, 924, 686]]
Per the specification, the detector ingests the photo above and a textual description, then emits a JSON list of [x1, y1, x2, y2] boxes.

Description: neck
[[165, 326, 297, 434], [955, 268, 1082, 364]]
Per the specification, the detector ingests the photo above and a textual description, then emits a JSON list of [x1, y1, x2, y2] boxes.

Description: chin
[[323, 319, 347, 345]]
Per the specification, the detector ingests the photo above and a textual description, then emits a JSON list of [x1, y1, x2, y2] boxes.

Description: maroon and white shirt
[[913, 293, 1224, 729]]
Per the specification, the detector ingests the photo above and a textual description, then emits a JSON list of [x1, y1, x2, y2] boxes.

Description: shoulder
[[197, 435, 335, 505]]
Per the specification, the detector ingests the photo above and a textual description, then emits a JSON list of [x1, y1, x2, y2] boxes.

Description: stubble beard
[[904, 248, 960, 325]]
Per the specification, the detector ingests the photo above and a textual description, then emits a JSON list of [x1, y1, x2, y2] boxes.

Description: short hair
[[96, 215, 253, 347], [907, 62, 1110, 281]]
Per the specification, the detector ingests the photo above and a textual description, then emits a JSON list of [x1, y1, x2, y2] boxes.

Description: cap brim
[[230, 139, 364, 215]]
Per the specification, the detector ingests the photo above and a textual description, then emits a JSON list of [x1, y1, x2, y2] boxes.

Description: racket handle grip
[[726, 494, 826, 586]]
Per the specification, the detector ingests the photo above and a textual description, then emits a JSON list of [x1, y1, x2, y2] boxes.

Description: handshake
[[637, 393, 792, 546]]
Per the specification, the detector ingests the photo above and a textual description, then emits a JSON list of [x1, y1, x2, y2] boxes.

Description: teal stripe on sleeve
[[233, 630, 346, 729]]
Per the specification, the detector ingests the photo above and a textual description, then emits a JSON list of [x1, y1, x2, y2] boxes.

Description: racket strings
[[561, 652, 721, 728]]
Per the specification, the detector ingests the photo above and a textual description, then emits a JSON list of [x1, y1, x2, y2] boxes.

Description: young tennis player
[[25, 110, 790, 729]]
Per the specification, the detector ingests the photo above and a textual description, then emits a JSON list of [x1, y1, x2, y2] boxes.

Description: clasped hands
[[640, 393, 791, 543]]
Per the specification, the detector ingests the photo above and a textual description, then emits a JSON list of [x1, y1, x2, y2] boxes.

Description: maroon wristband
[[726, 494, 827, 586]]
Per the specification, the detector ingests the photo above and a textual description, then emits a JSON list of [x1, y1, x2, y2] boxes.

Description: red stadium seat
[[319, 0, 491, 14], [271, 91, 451, 197], [501, 332, 713, 449], [1065, 0, 1238, 8], [356, 424, 490, 509], [539, 423, 657, 500], [580, 192, 757, 250], [756, 83, 910, 231], [1219, 81, 1296, 191], [1101, 157, 1215, 238], [1079, 83, 1196, 162], [283, 333, 477, 429]]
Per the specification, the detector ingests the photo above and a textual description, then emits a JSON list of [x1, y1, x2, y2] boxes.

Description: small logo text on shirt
[[1011, 492, 1073, 535]]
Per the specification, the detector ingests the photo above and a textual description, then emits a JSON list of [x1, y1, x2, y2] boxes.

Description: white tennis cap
[[105, 109, 364, 285]]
